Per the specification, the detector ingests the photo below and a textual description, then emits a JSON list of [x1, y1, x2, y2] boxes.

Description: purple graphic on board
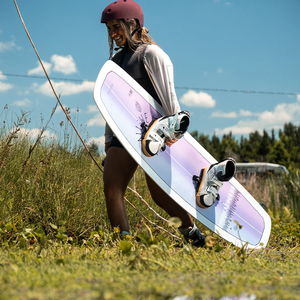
[[99, 71, 266, 246]]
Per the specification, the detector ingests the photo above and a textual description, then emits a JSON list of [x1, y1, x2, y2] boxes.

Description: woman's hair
[[107, 19, 157, 58]]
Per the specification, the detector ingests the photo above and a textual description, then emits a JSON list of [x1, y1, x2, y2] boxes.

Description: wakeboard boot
[[193, 158, 236, 208], [141, 111, 190, 157], [179, 224, 206, 247]]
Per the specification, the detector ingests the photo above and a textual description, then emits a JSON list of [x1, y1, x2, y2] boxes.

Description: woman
[[101, 0, 205, 247]]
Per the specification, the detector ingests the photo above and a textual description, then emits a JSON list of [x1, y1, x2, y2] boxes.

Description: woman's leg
[[145, 174, 194, 228], [104, 147, 138, 232], [145, 173, 205, 246]]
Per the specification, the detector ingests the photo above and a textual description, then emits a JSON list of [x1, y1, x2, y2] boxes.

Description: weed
[[0, 113, 299, 299]]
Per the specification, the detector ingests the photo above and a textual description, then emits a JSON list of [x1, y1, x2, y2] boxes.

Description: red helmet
[[101, 0, 144, 27]]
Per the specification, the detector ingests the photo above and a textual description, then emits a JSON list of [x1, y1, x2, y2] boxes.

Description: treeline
[[191, 122, 300, 170]]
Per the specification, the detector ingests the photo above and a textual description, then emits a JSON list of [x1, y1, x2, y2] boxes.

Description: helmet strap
[[130, 26, 141, 37]]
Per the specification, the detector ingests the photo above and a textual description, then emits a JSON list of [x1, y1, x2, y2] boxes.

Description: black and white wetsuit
[[105, 43, 181, 146]]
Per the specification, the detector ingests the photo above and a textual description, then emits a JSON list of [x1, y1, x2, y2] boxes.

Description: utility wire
[[3, 72, 299, 97], [3, 72, 83, 82], [176, 87, 298, 97]]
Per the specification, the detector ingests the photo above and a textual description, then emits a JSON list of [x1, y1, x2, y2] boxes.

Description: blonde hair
[[107, 19, 157, 58]]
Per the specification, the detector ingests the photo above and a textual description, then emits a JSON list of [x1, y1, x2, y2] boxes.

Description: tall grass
[[0, 115, 173, 242], [0, 112, 299, 245], [237, 172, 300, 220], [0, 112, 299, 300]]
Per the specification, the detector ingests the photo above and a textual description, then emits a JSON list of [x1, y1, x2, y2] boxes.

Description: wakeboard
[[94, 60, 271, 249]]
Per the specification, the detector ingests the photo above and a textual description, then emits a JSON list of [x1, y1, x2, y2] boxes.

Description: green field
[[0, 119, 299, 300], [0, 219, 299, 300], [0, 236, 299, 300]]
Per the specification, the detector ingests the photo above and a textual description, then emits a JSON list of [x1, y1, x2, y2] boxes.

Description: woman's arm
[[143, 44, 180, 115]]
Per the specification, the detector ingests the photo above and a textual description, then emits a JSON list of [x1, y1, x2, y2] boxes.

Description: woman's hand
[[165, 138, 178, 147]]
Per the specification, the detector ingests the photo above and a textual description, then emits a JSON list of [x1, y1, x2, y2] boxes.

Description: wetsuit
[[105, 43, 180, 148]]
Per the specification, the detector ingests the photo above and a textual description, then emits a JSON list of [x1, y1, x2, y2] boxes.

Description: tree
[[219, 132, 239, 160], [267, 140, 291, 168], [258, 130, 272, 161]]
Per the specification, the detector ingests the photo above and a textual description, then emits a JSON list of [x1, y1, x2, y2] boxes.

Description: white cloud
[[86, 105, 99, 113], [27, 54, 77, 76], [0, 81, 13, 92], [180, 90, 216, 107], [88, 136, 105, 152], [0, 41, 17, 52], [28, 61, 52, 75], [13, 98, 32, 107], [18, 128, 57, 140], [51, 54, 77, 75], [211, 109, 256, 119], [215, 98, 300, 135], [87, 113, 106, 127], [0, 71, 13, 92], [211, 111, 237, 118], [239, 109, 254, 117], [34, 80, 94, 96], [86, 105, 105, 127], [88, 136, 105, 145]]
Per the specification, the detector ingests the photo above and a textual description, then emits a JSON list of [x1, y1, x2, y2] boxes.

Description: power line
[[2, 72, 83, 82], [176, 86, 298, 96], [2, 72, 299, 96]]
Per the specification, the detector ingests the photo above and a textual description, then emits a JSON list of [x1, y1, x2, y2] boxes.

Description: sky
[[1, 0, 300, 151]]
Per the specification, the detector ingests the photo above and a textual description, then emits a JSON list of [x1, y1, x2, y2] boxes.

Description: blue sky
[[1, 0, 300, 151]]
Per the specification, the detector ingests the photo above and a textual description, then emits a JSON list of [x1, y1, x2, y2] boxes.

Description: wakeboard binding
[[141, 111, 190, 157], [193, 158, 236, 208]]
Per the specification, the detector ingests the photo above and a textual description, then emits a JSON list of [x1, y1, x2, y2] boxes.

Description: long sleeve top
[[105, 44, 180, 144]]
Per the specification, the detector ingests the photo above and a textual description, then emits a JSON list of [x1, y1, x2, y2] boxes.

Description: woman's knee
[[104, 183, 124, 204]]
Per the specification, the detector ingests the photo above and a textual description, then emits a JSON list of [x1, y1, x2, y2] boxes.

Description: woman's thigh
[[104, 147, 138, 196]]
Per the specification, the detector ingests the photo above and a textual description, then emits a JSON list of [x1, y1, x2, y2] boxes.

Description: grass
[[0, 115, 299, 300], [0, 233, 299, 300]]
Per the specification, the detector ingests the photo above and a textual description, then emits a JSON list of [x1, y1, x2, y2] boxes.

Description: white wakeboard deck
[[94, 60, 271, 249]]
